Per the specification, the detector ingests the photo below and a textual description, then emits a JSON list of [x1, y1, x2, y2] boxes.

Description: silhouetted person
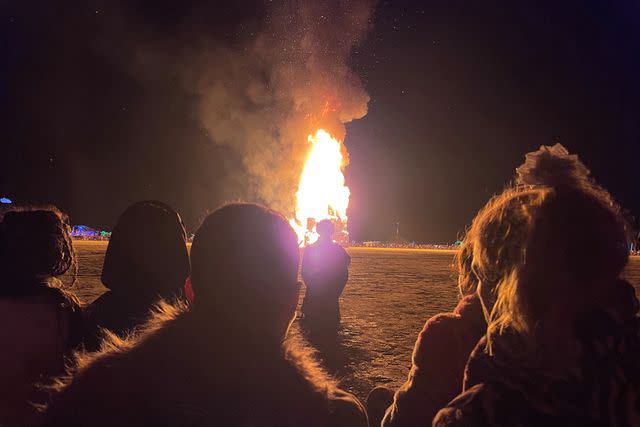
[[43, 203, 367, 426], [0, 207, 85, 426], [86, 200, 189, 344], [301, 220, 350, 331], [435, 145, 640, 426], [367, 188, 548, 427]]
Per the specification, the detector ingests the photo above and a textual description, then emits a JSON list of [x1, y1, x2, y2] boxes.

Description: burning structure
[[290, 129, 350, 245]]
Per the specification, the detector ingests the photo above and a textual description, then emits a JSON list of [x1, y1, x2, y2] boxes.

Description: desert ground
[[71, 241, 640, 401]]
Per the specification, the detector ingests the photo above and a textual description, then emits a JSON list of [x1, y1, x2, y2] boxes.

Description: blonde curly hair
[[485, 145, 628, 353], [460, 187, 549, 322]]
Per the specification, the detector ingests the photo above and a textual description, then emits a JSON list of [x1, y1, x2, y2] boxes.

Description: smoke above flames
[[104, 0, 374, 216], [195, 1, 373, 215]]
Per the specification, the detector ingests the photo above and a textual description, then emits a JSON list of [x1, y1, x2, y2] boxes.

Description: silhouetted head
[[0, 206, 77, 295], [101, 201, 189, 299], [190, 203, 300, 341], [489, 145, 629, 354], [316, 219, 335, 240]]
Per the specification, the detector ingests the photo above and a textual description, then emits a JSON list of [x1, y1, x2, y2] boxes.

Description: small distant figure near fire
[[301, 219, 350, 331]]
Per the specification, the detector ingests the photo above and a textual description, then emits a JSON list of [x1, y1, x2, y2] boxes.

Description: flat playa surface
[[72, 241, 640, 401]]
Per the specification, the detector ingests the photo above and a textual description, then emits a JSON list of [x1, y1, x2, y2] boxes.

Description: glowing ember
[[290, 129, 350, 246]]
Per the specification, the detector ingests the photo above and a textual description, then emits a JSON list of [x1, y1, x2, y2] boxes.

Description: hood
[[101, 201, 190, 298]]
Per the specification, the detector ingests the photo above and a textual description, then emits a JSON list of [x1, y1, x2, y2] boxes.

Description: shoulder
[[342, 248, 351, 263], [85, 291, 120, 324], [334, 243, 349, 255], [331, 243, 350, 263], [417, 296, 485, 356], [40, 286, 82, 311], [283, 339, 366, 426], [87, 291, 112, 309], [327, 389, 368, 427], [432, 384, 492, 427], [43, 348, 129, 425], [410, 312, 467, 370], [46, 302, 189, 417], [42, 287, 85, 334], [417, 312, 463, 348]]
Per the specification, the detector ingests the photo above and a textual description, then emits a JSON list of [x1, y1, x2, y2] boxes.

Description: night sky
[[2, 0, 639, 242]]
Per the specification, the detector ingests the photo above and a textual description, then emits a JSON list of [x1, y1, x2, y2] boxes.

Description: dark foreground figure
[[0, 208, 85, 426], [43, 203, 367, 426], [85, 200, 189, 345], [301, 220, 350, 331]]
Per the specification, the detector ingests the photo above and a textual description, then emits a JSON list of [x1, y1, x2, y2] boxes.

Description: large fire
[[290, 129, 350, 246]]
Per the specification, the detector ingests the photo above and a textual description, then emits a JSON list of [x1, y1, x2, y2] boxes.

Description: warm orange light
[[290, 129, 350, 246]]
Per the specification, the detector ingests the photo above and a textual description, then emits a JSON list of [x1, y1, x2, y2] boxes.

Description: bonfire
[[290, 129, 350, 246]]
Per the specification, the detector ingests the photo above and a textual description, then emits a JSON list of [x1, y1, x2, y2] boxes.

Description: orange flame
[[290, 129, 350, 246]]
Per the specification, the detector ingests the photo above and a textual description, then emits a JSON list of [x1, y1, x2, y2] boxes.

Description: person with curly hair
[[367, 186, 547, 427], [0, 206, 85, 426], [434, 145, 640, 426]]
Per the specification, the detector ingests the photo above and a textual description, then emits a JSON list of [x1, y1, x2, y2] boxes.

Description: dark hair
[[0, 206, 77, 294], [101, 201, 190, 298], [316, 219, 335, 237], [190, 203, 299, 324]]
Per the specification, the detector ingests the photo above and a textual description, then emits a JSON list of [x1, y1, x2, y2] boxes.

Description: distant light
[[0, 197, 12, 204]]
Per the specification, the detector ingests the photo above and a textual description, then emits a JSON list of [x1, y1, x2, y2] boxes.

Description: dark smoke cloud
[[107, 0, 374, 216]]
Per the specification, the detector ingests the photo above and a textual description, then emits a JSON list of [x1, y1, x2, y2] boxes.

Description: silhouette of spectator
[[301, 219, 350, 330], [368, 187, 548, 427], [43, 203, 367, 426], [85, 200, 189, 345], [0, 207, 85, 425], [435, 145, 640, 426]]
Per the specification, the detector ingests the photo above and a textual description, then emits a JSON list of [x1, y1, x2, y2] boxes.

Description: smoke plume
[[117, 0, 374, 216], [196, 1, 372, 215]]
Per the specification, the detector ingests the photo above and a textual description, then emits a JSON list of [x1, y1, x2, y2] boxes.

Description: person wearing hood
[[367, 187, 548, 427], [0, 207, 85, 426], [434, 145, 640, 426], [86, 200, 190, 344]]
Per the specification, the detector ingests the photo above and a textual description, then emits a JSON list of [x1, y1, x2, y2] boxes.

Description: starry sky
[[2, 0, 640, 242]]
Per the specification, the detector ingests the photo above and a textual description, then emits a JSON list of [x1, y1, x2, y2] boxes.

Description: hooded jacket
[[381, 294, 486, 426], [86, 201, 190, 344], [434, 281, 640, 427]]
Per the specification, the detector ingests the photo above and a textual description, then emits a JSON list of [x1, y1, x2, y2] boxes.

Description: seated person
[[434, 145, 640, 426], [301, 219, 350, 329], [0, 207, 84, 426], [370, 187, 547, 427], [86, 200, 189, 344], [43, 203, 367, 427]]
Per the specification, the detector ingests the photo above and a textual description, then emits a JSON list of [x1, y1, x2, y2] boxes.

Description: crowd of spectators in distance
[[352, 242, 460, 250], [0, 144, 639, 426]]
